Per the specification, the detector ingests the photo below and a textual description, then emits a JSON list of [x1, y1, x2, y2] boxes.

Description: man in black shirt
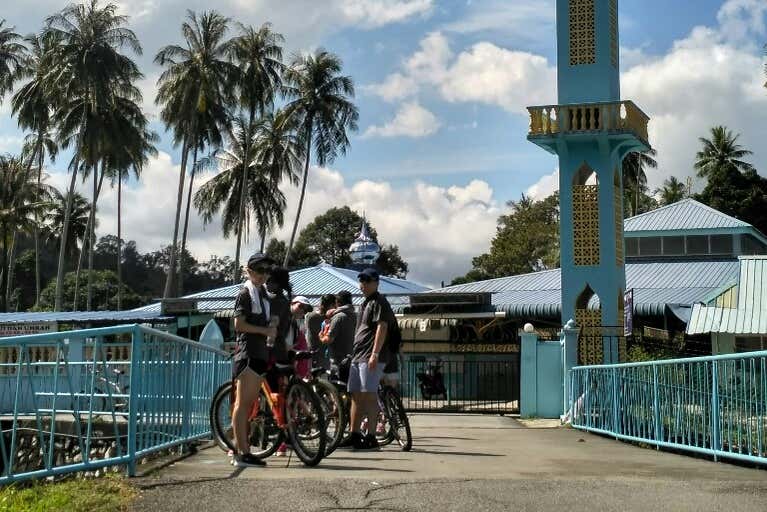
[[347, 268, 396, 450]]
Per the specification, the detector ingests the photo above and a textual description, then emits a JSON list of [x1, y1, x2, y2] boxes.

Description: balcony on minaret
[[527, 100, 649, 153]]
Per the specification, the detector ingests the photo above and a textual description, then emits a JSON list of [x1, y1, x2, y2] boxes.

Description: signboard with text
[[0, 322, 58, 337]]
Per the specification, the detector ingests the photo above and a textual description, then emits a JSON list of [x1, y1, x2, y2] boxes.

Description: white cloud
[[363, 101, 441, 138], [367, 32, 556, 114], [65, 151, 499, 286], [716, 0, 767, 44], [622, 6, 767, 191], [442, 0, 555, 46], [338, 0, 434, 28], [526, 168, 559, 201]]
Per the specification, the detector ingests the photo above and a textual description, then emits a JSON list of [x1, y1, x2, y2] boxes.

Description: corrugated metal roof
[[431, 260, 740, 319], [134, 263, 430, 314], [624, 199, 752, 233], [687, 256, 767, 335], [0, 310, 171, 325]]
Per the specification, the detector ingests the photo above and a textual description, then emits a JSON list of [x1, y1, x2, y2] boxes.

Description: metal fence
[[402, 357, 519, 413], [0, 324, 230, 484], [570, 350, 767, 466]]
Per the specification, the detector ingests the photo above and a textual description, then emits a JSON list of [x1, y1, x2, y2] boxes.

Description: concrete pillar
[[520, 330, 539, 418], [560, 319, 579, 416]]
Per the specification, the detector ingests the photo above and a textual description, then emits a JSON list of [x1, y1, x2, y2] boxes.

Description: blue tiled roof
[[431, 260, 740, 319], [624, 199, 752, 233], [0, 310, 171, 325], [133, 263, 430, 314]]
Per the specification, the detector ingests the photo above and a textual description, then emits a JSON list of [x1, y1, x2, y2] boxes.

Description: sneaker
[[338, 432, 360, 449], [233, 453, 267, 467], [275, 443, 287, 457], [364, 434, 381, 451], [353, 433, 380, 451]]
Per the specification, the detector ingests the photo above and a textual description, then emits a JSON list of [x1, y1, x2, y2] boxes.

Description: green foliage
[[695, 166, 767, 236], [453, 193, 560, 284], [37, 269, 142, 311], [0, 476, 135, 512], [654, 176, 688, 206]]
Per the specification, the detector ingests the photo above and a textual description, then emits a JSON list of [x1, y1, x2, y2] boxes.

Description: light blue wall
[[556, 0, 621, 105], [521, 332, 564, 418]]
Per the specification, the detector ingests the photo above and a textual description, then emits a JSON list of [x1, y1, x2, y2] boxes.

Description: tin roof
[[0, 310, 171, 325], [624, 199, 753, 233], [686, 256, 767, 335], [430, 260, 740, 319], [133, 263, 430, 315]]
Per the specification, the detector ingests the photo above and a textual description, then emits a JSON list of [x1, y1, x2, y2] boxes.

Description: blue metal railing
[[570, 350, 767, 466], [0, 324, 230, 484]]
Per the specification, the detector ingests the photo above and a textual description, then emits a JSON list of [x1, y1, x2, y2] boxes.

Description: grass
[[0, 475, 136, 512]]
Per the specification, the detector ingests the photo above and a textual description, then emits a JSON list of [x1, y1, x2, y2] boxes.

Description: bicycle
[[306, 366, 346, 456], [209, 351, 327, 466], [375, 381, 412, 451]]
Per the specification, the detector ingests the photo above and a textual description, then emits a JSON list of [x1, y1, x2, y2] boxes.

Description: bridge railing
[[0, 324, 230, 484], [570, 350, 767, 466]]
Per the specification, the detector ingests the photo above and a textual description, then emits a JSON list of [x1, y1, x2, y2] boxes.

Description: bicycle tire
[[210, 381, 285, 458], [285, 379, 326, 466], [382, 386, 412, 451], [312, 379, 345, 456]]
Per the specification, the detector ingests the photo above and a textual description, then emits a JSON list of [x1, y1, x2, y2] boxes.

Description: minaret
[[349, 217, 381, 270], [527, 0, 651, 364]]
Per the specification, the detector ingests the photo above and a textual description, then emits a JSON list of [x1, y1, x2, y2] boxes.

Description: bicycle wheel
[[285, 379, 326, 466], [312, 379, 345, 456], [210, 382, 284, 458], [382, 386, 412, 451]]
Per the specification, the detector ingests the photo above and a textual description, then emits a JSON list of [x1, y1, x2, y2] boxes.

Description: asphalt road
[[129, 414, 767, 512]]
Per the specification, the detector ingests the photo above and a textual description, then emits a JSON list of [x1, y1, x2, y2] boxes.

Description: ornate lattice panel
[[576, 308, 603, 365], [569, 0, 596, 65], [609, 0, 618, 67], [614, 182, 624, 265], [573, 184, 600, 265]]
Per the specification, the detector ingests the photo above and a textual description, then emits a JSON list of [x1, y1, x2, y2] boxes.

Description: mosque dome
[[349, 220, 381, 265]]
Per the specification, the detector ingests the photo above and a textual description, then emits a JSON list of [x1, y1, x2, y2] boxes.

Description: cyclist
[[308, 294, 335, 370], [322, 290, 356, 378], [348, 268, 396, 451], [231, 253, 277, 468]]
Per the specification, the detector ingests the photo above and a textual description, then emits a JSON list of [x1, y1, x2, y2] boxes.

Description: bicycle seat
[[272, 362, 294, 376], [311, 367, 328, 379], [289, 350, 314, 361]]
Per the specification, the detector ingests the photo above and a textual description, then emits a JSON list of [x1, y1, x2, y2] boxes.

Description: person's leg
[[232, 366, 262, 455]]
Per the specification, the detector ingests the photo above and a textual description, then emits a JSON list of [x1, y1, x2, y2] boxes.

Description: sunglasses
[[358, 276, 376, 283]]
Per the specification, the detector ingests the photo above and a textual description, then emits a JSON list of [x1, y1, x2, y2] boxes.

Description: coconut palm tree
[[11, 33, 60, 304], [194, 115, 289, 266], [655, 176, 688, 206], [45, 190, 91, 265], [0, 154, 54, 311], [622, 148, 657, 217], [44, 0, 142, 311], [281, 50, 358, 266], [228, 22, 284, 277], [0, 19, 26, 100], [694, 126, 755, 181], [155, 9, 238, 297]]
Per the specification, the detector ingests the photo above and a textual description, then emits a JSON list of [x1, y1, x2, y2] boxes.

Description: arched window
[[572, 162, 600, 266], [575, 284, 602, 365]]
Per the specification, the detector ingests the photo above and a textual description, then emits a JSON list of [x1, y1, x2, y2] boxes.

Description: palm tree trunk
[[284, 126, 313, 268], [163, 139, 190, 299], [234, 113, 256, 283], [117, 174, 122, 311], [259, 229, 265, 253], [0, 225, 6, 312], [75, 169, 104, 310], [55, 111, 88, 312], [178, 144, 199, 296], [34, 138, 44, 305], [635, 177, 640, 217], [5, 232, 17, 310], [87, 164, 99, 310]]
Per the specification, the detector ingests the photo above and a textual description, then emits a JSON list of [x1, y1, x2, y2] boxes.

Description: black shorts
[[232, 358, 268, 379], [383, 356, 399, 374]]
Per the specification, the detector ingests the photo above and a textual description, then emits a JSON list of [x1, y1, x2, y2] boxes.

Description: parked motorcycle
[[416, 360, 447, 400]]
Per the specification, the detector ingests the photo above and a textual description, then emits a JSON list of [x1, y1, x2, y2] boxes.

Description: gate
[[402, 354, 520, 414]]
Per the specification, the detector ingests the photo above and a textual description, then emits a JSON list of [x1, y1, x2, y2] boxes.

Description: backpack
[[387, 318, 402, 354]]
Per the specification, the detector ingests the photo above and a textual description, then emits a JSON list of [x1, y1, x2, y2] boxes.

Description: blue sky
[[1, 0, 766, 286]]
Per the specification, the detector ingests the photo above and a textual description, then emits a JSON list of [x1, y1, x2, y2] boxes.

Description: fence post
[[560, 320, 579, 418], [652, 364, 660, 446], [612, 367, 619, 438], [127, 325, 143, 477], [711, 361, 720, 462], [181, 344, 193, 448], [520, 327, 539, 417]]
